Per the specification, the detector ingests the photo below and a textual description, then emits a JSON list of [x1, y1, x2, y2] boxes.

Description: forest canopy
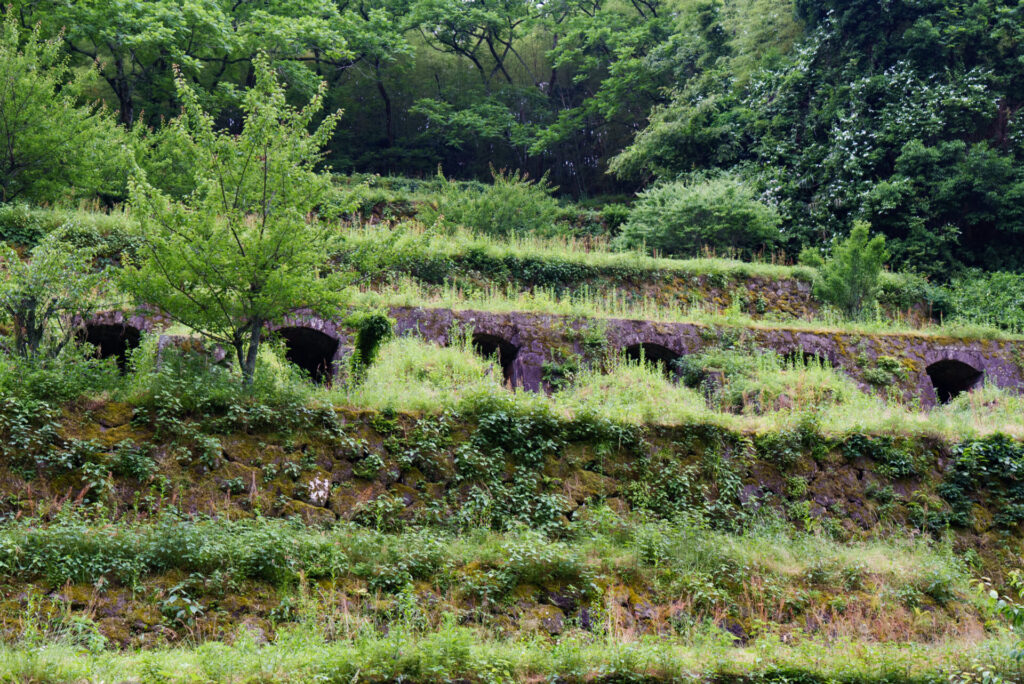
[[1, 0, 1021, 276]]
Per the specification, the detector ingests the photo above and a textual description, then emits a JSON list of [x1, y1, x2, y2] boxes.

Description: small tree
[[814, 221, 889, 319], [124, 56, 348, 385], [0, 232, 107, 358], [0, 13, 127, 202]]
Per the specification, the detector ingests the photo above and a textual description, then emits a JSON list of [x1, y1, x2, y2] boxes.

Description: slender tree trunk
[[242, 318, 263, 386], [375, 61, 394, 147], [234, 337, 246, 378]]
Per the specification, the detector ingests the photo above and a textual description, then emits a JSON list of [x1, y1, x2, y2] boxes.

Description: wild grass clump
[[336, 332, 503, 411], [552, 356, 710, 424]]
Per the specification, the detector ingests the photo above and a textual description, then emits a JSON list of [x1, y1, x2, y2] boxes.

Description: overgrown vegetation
[[0, 0, 1021, 680], [615, 175, 781, 258]]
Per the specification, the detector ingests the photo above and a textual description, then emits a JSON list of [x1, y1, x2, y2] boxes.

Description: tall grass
[[314, 336, 1024, 439], [353, 276, 1016, 341], [340, 221, 807, 280], [0, 631, 1002, 683]]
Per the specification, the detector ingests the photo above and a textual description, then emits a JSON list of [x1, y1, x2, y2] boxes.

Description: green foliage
[[0, 13, 127, 203], [0, 345, 121, 405], [938, 435, 1024, 530], [0, 230, 107, 359], [860, 356, 908, 388], [813, 223, 888, 319], [614, 0, 1024, 276], [416, 168, 560, 237], [123, 57, 349, 385], [615, 176, 780, 257], [347, 312, 395, 383], [942, 270, 1024, 334]]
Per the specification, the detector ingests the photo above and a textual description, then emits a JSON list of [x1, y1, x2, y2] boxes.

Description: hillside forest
[[2, 0, 1023, 278]]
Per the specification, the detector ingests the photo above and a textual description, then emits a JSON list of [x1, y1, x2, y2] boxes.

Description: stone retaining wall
[[88, 307, 1024, 407]]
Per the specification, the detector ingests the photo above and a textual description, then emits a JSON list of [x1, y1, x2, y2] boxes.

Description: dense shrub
[[416, 168, 560, 237], [941, 270, 1024, 333], [0, 342, 121, 403], [615, 175, 780, 257], [813, 222, 888, 319]]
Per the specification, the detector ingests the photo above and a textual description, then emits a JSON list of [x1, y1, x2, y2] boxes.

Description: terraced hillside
[[3, 0, 1024, 677], [1, 196, 1023, 683]]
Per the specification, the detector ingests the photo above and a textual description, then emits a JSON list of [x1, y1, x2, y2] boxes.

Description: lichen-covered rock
[[281, 499, 336, 526], [521, 604, 565, 635]]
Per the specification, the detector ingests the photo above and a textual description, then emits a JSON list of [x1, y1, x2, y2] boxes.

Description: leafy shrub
[[615, 175, 780, 257], [813, 222, 888, 319], [0, 203, 47, 245], [600, 202, 631, 233], [416, 168, 560, 237], [861, 355, 908, 387], [347, 311, 394, 383], [941, 270, 1024, 334], [0, 342, 121, 404], [877, 271, 936, 311]]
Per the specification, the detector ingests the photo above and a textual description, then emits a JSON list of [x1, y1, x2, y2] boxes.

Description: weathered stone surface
[[281, 499, 336, 526]]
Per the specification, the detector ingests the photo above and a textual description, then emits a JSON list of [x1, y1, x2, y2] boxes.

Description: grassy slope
[[7, 204, 1007, 341]]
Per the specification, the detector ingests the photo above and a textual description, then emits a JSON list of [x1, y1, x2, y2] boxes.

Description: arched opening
[[623, 343, 681, 379], [472, 333, 519, 386], [277, 327, 339, 384], [926, 359, 983, 404], [82, 324, 141, 372]]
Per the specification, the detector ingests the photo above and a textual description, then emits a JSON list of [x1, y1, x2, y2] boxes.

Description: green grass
[[326, 336, 1024, 439], [3, 204, 1007, 340], [0, 632, 1008, 683], [340, 221, 810, 281], [353, 276, 1017, 341], [0, 512, 1009, 682]]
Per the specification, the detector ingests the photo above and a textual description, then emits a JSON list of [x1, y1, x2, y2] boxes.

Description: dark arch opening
[[82, 324, 141, 372], [926, 359, 983, 404], [278, 327, 339, 384], [472, 333, 519, 386], [624, 343, 681, 379]]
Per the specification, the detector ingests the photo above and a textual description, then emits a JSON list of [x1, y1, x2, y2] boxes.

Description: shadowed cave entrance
[[623, 343, 681, 379], [472, 333, 519, 386], [82, 324, 141, 372], [926, 359, 983, 404], [278, 327, 339, 384]]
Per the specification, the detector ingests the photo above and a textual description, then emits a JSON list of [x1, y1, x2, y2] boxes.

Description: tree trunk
[[241, 318, 263, 386], [375, 61, 394, 147]]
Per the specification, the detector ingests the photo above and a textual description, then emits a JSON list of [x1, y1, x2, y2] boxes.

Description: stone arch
[[623, 343, 682, 378], [926, 359, 984, 404], [472, 333, 519, 386], [277, 326, 340, 384], [82, 323, 141, 372]]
